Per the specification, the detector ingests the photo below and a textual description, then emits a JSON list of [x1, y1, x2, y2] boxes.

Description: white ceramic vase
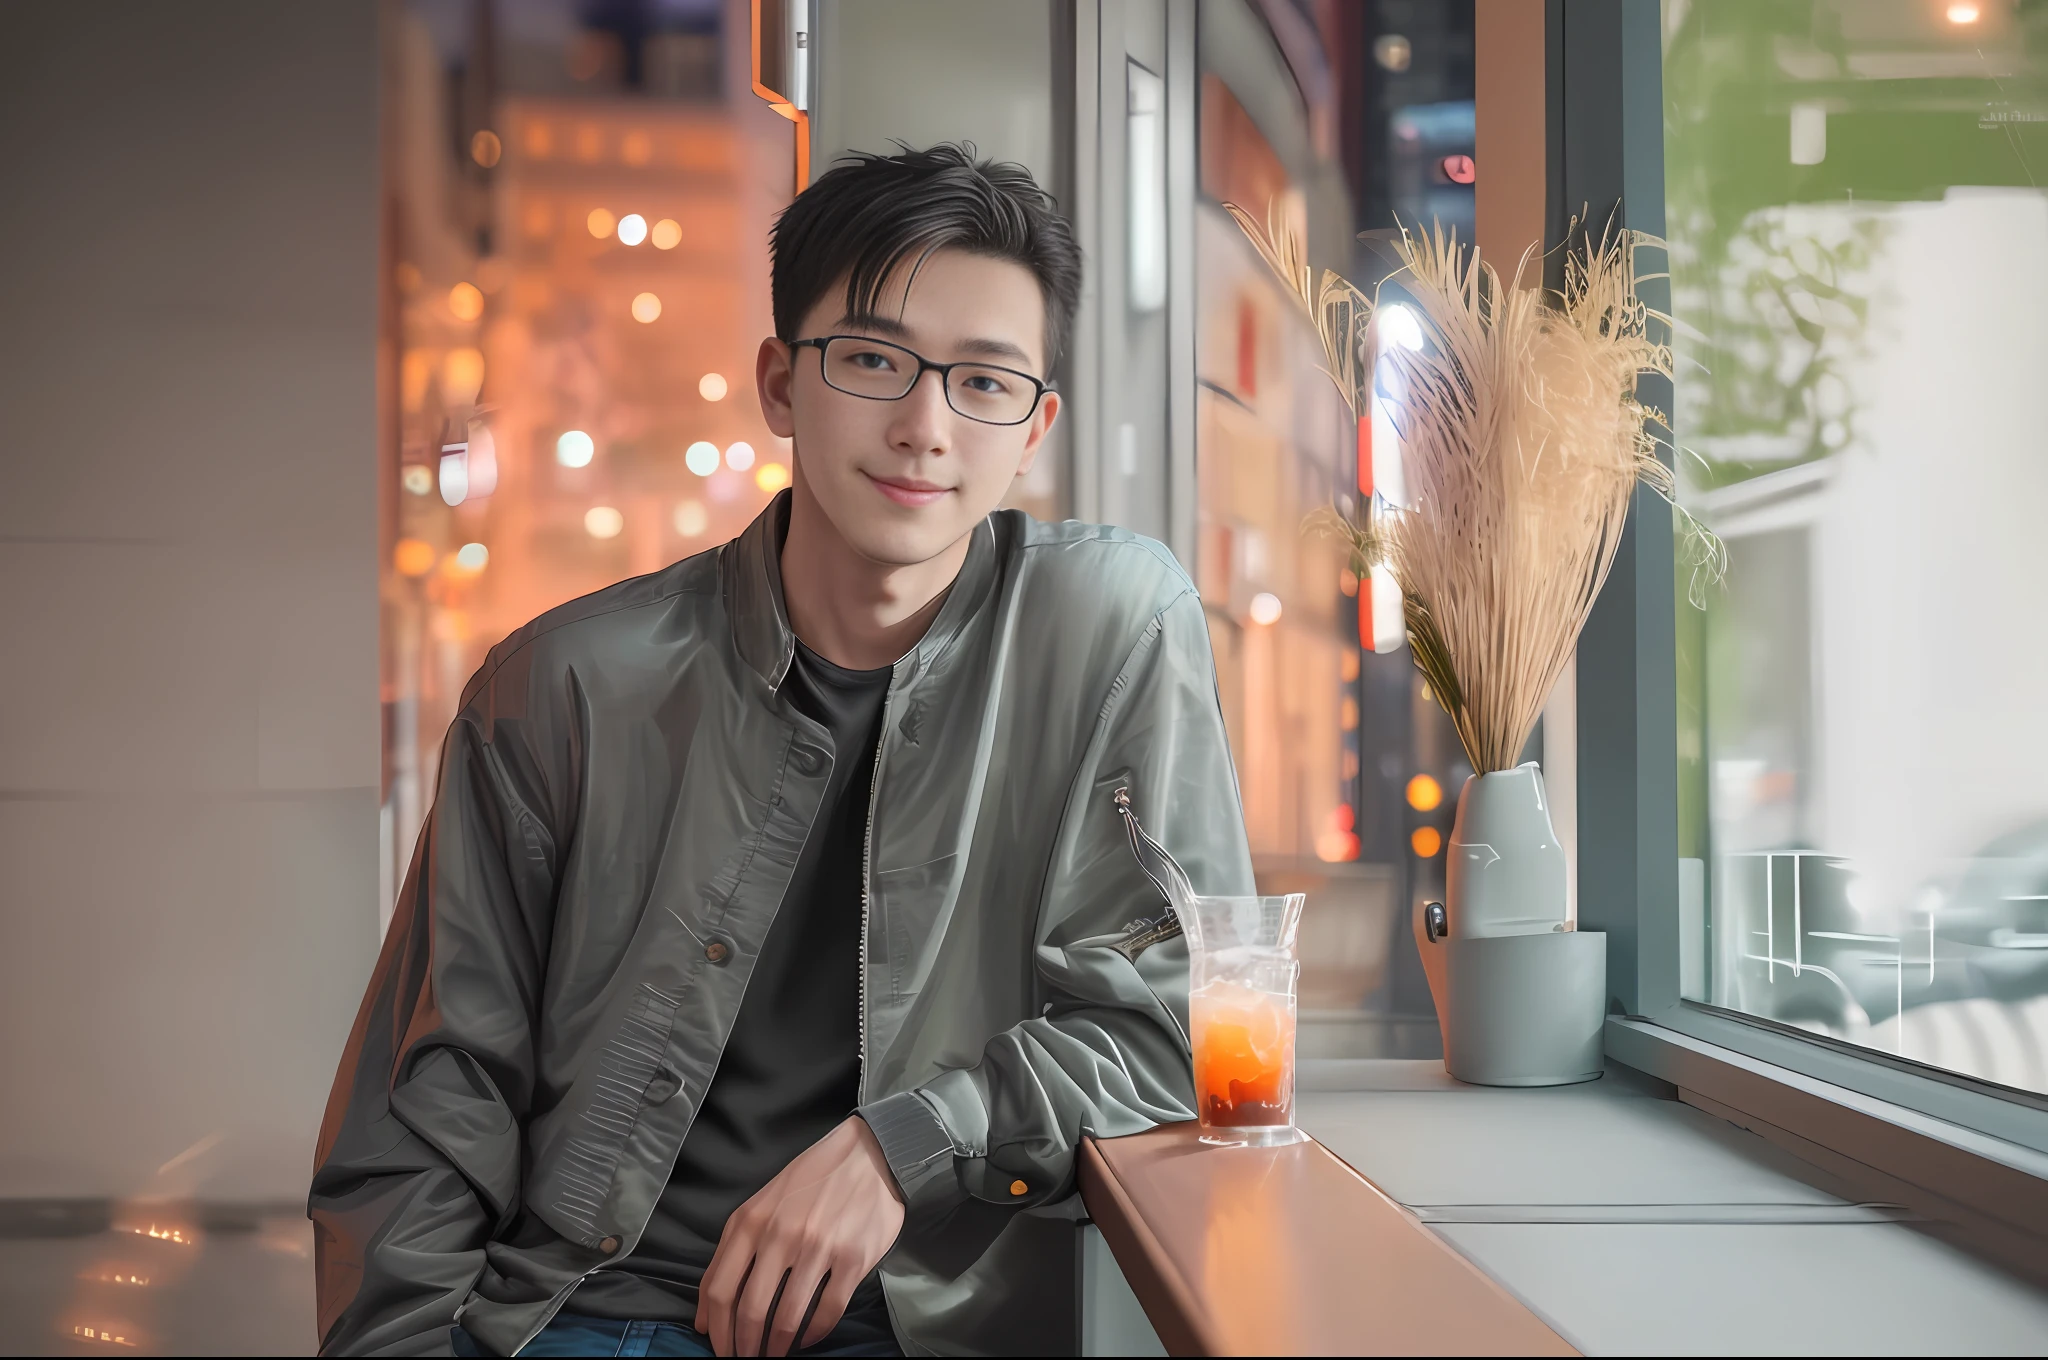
[[1411, 761, 1606, 1086]]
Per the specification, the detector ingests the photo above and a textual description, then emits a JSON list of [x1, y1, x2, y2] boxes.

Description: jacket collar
[[724, 489, 999, 691]]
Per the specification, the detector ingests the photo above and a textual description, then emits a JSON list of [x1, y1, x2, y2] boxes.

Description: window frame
[[1551, 0, 2048, 1277]]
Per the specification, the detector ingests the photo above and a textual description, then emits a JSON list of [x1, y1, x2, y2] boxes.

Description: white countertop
[[1297, 1059, 2048, 1355]]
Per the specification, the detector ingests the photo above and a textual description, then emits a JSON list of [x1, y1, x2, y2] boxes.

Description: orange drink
[[1191, 979, 1296, 1130], [1182, 894, 1306, 1147]]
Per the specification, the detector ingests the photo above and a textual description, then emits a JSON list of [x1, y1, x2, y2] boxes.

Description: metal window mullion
[[1549, 0, 1680, 1018]]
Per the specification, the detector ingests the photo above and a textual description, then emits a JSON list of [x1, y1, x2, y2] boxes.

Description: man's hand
[[695, 1115, 907, 1357]]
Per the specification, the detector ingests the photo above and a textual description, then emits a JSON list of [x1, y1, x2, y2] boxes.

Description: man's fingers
[[797, 1265, 859, 1352], [733, 1259, 789, 1359], [763, 1257, 830, 1358], [699, 1249, 753, 1357]]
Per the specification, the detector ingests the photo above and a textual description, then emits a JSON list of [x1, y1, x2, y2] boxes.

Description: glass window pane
[[1195, 3, 1476, 1059], [1665, 0, 2048, 1094], [381, 0, 792, 928]]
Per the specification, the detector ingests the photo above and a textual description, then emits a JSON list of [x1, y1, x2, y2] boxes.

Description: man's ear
[[756, 337, 797, 439], [1013, 390, 1060, 481]]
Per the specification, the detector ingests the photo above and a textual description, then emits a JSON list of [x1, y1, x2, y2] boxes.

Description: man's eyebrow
[[834, 314, 1037, 368], [952, 336, 1035, 366]]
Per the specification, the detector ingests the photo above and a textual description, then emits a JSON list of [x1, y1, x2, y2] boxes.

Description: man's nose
[[886, 368, 953, 454]]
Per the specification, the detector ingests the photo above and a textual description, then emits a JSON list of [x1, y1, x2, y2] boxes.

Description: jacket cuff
[[858, 1090, 963, 1214]]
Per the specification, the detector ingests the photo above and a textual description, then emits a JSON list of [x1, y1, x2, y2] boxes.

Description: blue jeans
[[451, 1310, 903, 1357]]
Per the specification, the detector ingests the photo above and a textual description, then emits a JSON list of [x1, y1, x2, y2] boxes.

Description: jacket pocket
[[877, 854, 961, 1001], [541, 984, 679, 1243]]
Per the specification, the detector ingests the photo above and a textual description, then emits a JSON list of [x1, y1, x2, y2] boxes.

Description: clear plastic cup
[[1185, 894, 1307, 1147]]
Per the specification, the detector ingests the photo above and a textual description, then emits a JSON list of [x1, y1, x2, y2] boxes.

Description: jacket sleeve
[[309, 694, 562, 1356], [859, 587, 1256, 1214]]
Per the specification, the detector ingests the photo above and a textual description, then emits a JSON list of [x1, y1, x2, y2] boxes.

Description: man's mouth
[[864, 473, 953, 508]]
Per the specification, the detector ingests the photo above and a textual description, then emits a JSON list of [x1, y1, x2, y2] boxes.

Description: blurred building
[[379, 0, 796, 921]]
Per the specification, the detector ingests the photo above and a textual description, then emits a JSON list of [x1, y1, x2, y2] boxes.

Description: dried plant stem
[[1235, 206, 1721, 774]]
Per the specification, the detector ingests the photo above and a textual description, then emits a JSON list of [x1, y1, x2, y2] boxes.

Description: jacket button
[[1009, 1179, 1028, 1197], [704, 940, 730, 964], [599, 1236, 620, 1254]]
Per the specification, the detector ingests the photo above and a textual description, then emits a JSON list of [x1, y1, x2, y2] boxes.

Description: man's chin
[[842, 525, 970, 570]]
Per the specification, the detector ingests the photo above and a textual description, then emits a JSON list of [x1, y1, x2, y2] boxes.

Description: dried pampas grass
[[1228, 204, 1722, 775]]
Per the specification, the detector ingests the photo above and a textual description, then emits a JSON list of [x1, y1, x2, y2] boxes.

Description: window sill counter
[[1082, 1059, 2048, 1355]]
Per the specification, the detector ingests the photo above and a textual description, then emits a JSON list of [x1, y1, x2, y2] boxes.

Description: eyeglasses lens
[[820, 338, 1036, 425]]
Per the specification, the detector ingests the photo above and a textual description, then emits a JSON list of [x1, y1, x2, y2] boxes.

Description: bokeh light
[[584, 506, 624, 539], [631, 292, 662, 323], [556, 429, 595, 468], [586, 207, 616, 239], [684, 440, 720, 476], [1406, 773, 1444, 812], [724, 441, 755, 471], [698, 372, 728, 401], [448, 282, 484, 321], [394, 539, 436, 577], [651, 217, 682, 250], [470, 129, 502, 167], [755, 462, 791, 493], [1248, 591, 1283, 625], [401, 465, 434, 496], [673, 500, 709, 536], [455, 542, 490, 572], [1411, 826, 1443, 857], [616, 213, 648, 246], [442, 347, 485, 406]]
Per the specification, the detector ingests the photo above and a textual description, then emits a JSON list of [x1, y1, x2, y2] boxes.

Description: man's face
[[756, 248, 1061, 567]]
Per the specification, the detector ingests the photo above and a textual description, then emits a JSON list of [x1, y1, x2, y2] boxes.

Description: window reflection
[[1196, 3, 1474, 1056], [1667, 0, 2048, 1094], [380, 0, 793, 926]]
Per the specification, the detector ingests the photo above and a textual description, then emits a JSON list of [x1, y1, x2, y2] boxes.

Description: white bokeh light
[[616, 213, 648, 246], [584, 506, 625, 539], [724, 441, 755, 471], [685, 441, 720, 477], [556, 430, 595, 468]]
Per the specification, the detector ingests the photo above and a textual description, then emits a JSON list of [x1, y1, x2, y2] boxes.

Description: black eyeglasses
[[788, 335, 1051, 427]]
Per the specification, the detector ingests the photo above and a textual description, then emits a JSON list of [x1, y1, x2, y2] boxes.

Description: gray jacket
[[310, 495, 1254, 1356]]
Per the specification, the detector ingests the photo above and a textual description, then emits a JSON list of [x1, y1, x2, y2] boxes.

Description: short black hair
[[770, 143, 1082, 374]]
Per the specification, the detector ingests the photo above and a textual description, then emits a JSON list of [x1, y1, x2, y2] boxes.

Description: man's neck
[[779, 479, 971, 673]]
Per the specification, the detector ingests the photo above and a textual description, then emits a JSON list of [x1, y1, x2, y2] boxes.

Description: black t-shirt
[[571, 640, 892, 1325]]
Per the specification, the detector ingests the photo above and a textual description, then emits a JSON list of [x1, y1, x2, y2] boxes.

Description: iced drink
[[1180, 893, 1306, 1148], [1191, 974, 1296, 1130]]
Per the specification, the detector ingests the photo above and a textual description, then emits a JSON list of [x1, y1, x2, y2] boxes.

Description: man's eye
[[847, 349, 897, 371], [960, 371, 1013, 394]]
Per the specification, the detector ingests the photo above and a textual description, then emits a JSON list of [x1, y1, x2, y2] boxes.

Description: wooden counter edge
[[1077, 1137, 1219, 1357], [1078, 1130, 1580, 1358]]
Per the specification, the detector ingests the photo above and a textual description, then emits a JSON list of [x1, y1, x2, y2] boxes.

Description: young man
[[311, 144, 1253, 1358]]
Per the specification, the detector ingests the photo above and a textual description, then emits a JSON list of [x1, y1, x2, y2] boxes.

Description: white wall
[[1817, 188, 2048, 910], [0, 3, 381, 1201]]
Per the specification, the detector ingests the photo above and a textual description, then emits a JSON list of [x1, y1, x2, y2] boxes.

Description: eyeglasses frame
[[787, 334, 1053, 427]]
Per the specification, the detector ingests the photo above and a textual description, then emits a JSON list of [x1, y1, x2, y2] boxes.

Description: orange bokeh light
[[1406, 773, 1443, 811], [447, 282, 483, 321], [470, 129, 502, 168], [394, 539, 436, 577], [1411, 826, 1443, 857]]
